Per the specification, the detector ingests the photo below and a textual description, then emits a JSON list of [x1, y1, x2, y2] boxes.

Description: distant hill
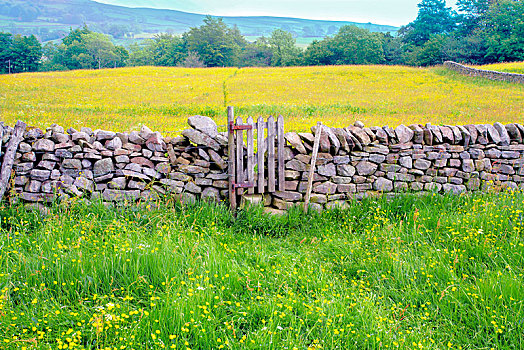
[[0, 0, 398, 44]]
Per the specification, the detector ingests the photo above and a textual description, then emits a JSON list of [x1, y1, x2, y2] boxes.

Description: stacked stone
[[444, 61, 524, 84], [276, 122, 524, 211], [7, 116, 229, 204], [2, 117, 524, 212]]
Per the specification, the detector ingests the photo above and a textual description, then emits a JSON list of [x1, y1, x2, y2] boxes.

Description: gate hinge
[[229, 122, 253, 132]]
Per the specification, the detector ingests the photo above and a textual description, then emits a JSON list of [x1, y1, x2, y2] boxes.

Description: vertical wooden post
[[0, 122, 4, 159], [0, 121, 26, 201], [277, 115, 285, 191], [267, 116, 276, 193], [257, 116, 265, 194], [246, 116, 255, 195], [227, 107, 236, 211], [235, 116, 244, 196], [304, 122, 322, 211]]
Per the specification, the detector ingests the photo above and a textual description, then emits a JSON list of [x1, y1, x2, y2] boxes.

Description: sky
[[94, 0, 457, 27]]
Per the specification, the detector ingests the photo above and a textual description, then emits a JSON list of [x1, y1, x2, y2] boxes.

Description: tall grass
[[1, 191, 523, 349]]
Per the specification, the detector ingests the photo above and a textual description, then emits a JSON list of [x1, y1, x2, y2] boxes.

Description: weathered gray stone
[[146, 132, 166, 152], [399, 156, 413, 169], [103, 189, 140, 201], [182, 129, 220, 151], [440, 126, 454, 144], [462, 159, 475, 173], [139, 126, 154, 140], [274, 191, 302, 202], [476, 125, 488, 144], [74, 177, 94, 192], [408, 124, 424, 144], [443, 184, 467, 195], [27, 180, 42, 193], [94, 158, 114, 178], [373, 177, 393, 192], [347, 126, 371, 145], [395, 124, 414, 144], [129, 131, 145, 145], [506, 124, 523, 143], [105, 137, 123, 151], [284, 132, 306, 154], [33, 139, 55, 152], [287, 159, 308, 172], [486, 124, 501, 144], [318, 163, 336, 177], [188, 115, 218, 138], [356, 161, 377, 176], [96, 130, 116, 141], [337, 164, 356, 177], [369, 154, 386, 163], [108, 177, 127, 190], [184, 182, 202, 194], [414, 159, 431, 170], [207, 149, 227, 170], [314, 181, 337, 195], [30, 169, 51, 182], [62, 158, 82, 170], [493, 122, 510, 146], [72, 132, 90, 142]]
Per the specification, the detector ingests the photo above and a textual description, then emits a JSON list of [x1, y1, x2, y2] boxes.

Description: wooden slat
[[304, 122, 323, 211], [227, 107, 236, 211], [246, 116, 255, 195], [277, 115, 285, 191], [0, 121, 26, 200], [236, 116, 244, 195], [257, 116, 265, 194], [0, 122, 4, 159], [267, 116, 276, 193]]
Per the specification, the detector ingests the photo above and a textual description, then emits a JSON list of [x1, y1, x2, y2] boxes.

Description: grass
[[1, 191, 523, 349], [1, 64, 523, 134], [479, 62, 524, 74]]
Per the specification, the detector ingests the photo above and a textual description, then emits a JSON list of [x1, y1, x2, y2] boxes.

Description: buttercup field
[[1, 63, 523, 134]]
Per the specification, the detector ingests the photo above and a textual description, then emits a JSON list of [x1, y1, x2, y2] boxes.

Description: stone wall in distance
[[444, 61, 524, 84]]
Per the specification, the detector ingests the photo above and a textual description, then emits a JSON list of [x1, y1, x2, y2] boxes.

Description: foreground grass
[[1, 192, 523, 349], [1, 65, 523, 133]]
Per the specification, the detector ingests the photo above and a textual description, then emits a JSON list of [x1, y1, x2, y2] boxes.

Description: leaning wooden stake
[[227, 107, 237, 212], [0, 122, 4, 159], [0, 121, 26, 201], [304, 122, 322, 211]]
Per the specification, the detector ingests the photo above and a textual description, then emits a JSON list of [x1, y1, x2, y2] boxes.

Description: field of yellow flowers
[[0, 64, 523, 134], [479, 61, 524, 74], [1, 191, 523, 349]]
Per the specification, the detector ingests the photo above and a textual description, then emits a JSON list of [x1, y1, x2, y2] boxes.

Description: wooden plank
[[246, 116, 255, 195], [0, 121, 26, 200], [0, 122, 4, 159], [304, 122, 323, 211], [227, 106, 236, 211], [257, 116, 265, 194], [277, 115, 285, 191], [267, 116, 276, 193], [236, 116, 244, 195]]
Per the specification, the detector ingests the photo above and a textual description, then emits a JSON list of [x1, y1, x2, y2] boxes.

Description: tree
[[0, 32, 41, 74], [456, 0, 493, 33], [183, 16, 246, 67], [82, 32, 119, 69], [482, 0, 524, 62], [401, 0, 457, 46], [268, 29, 302, 67], [150, 34, 185, 66], [329, 26, 385, 65]]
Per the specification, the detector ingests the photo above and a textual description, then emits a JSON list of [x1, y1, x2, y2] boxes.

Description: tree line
[[1, 0, 523, 74]]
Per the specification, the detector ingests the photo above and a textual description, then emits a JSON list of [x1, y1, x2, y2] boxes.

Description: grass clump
[[0, 191, 523, 349]]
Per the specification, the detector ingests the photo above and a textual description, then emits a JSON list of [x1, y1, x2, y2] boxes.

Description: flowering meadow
[[0, 64, 523, 134], [1, 191, 523, 349], [479, 62, 524, 74]]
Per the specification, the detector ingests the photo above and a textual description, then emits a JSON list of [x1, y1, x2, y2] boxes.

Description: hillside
[[1, 65, 523, 133], [0, 0, 398, 43]]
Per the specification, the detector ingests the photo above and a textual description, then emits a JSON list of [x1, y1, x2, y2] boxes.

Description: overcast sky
[[95, 0, 457, 26]]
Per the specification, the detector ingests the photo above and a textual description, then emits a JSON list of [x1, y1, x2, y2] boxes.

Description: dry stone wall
[[444, 61, 524, 84], [1, 117, 524, 212]]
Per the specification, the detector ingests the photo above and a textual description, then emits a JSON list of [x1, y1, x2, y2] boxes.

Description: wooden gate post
[[227, 107, 237, 211], [0, 121, 26, 200]]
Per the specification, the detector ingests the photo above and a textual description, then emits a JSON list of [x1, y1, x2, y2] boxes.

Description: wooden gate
[[227, 106, 286, 210]]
